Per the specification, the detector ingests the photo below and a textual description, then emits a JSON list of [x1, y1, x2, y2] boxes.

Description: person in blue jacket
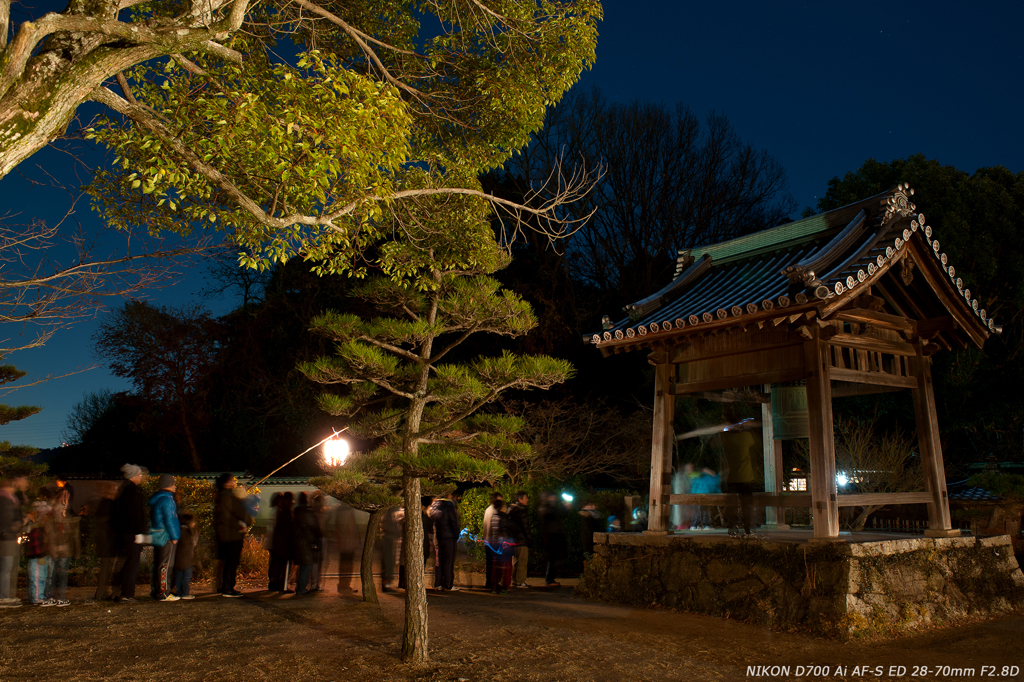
[[148, 474, 181, 601], [690, 468, 720, 530]]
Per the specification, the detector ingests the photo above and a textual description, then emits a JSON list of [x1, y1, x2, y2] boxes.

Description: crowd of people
[[0, 466, 254, 607], [1, 464, 620, 607]]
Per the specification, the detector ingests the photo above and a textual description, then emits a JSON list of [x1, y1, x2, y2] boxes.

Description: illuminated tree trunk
[[401, 474, 427, 663], [359, 508, 386, 605]]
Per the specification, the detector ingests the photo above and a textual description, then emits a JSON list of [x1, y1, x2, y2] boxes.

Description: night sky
[[2, 1, 1022, 449]]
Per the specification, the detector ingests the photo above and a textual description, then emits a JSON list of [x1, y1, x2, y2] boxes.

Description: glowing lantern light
[[323, 437, 350, 467]]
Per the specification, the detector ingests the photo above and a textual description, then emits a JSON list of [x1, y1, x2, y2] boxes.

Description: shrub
[[238, 534, 270, 579]]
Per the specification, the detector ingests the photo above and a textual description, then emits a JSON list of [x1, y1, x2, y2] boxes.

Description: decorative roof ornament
[[881, 183, 917, 225]]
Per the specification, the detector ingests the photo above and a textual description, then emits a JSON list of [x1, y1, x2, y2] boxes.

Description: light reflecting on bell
[[323, 437, 350, 467]]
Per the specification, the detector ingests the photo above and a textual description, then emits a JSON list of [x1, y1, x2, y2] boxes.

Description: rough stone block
[[706, 559, 750, 584], [695, 580, 716, 609], [978, 535, 1012, 548], [722, 578, 765, 602], [752, 564, 780, 586]]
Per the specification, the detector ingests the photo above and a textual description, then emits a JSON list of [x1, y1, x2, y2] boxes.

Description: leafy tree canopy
[[82, 1, 601, 277]]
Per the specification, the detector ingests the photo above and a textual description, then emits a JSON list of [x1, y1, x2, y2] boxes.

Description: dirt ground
[[1, 578, 1022, 682]]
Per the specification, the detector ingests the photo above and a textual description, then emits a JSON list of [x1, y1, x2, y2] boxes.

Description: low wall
[[575, 532, 1024, 638]]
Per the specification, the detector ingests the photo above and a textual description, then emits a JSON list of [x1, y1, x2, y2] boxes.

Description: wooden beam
[[829, 367, 917, 389], [648, 362, 676, 532], [831, 382, 907, 398], [669, 335, 799, 364], [834, 308, 914, 332], [690, 390, 771, 404], [762, 386, 786, 527], [805, 328, 840, 538], [668, 493, 813, 508], [912, 339, 955, 532], [836, 492, 934, 507], [673, 367, 807, 396], [828, 333, 916, 357], [907, 240, 988, 348]]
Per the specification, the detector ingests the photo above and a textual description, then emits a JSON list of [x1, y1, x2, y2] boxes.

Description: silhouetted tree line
[[60, 101, 1024, 482]]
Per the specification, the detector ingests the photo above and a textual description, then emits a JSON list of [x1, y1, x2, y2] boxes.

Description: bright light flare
[[561, 492, 574, 503], [323, 436, 350, 467], [836, 472, 849, 487]]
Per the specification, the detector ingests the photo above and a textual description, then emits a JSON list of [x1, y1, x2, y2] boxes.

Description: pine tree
[[302, 221, 571, 661]]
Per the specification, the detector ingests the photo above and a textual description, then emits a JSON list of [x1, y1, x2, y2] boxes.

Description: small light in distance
[[324, 436, 350, 467], [561, 492, 574, 503], [836, 472, 849, 487]]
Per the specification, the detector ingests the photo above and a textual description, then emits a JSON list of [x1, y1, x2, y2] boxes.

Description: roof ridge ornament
[[882, 183, 916, 225]]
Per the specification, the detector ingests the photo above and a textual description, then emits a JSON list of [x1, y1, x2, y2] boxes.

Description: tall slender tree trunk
[[178, 401, 202, 471], [360, 508, 386, 605], [401, 475, 427, 662]]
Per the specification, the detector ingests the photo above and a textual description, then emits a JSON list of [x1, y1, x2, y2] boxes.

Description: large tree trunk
[[0, 3, 244, 180], [850, 504, 883, 531], [400, 475, 427, 663], [359, 508, 386, 605], [178, 401, 202, 471]]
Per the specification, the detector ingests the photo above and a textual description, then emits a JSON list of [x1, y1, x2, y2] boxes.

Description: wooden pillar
[[647, 362, 676, 533], [913, 340, 958, 536], [804, 330, 840, 538], [761, 385, 788, 528]]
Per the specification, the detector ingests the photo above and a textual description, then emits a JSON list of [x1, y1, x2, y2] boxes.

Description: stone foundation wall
[[575, 532, 1024, 638]]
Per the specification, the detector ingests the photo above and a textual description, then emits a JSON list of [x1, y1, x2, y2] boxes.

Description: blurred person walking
[[487, 499, 513, 594], [539, 491, 568, 588], [482, 491, 502, 591], [293, 492, 323, 595], [507, 491, 530, 589], [214, 473, 252, 597], [148, 474, 180, 601], [267, 492, 294, 593], [380, 505, 403, 593], [92, 481, 119, 601], [429, 492, 460, 591], [114, 464, 147, 603], [24, 501, 50, 605], [0, 475, 28, 607], [309, 492, 327, 591], [333, 502, 359, 594], [45, 488, 78, 606]]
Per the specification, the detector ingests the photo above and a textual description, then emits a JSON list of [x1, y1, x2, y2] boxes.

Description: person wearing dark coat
[[507, 491, 530, 588], [488, 500, 514, 593], [538, 491, 568, 588], [114, 464, 147, 602], [428, 493, 460, 591], [292, 492, 323, 595], [0, 475, 28, 606], [214, 473, 253, 597], [267, 492, 294, 592], [92, 481, 119, 601]]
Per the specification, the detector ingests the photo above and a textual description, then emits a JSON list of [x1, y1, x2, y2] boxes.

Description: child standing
[[174, 513, 198, 599]]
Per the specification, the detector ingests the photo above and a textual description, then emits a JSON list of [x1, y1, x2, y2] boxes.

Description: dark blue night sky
[[2, 1, 1022, 448]]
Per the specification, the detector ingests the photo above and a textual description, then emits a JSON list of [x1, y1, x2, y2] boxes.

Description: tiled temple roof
[[590, 185, 998, 352]]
